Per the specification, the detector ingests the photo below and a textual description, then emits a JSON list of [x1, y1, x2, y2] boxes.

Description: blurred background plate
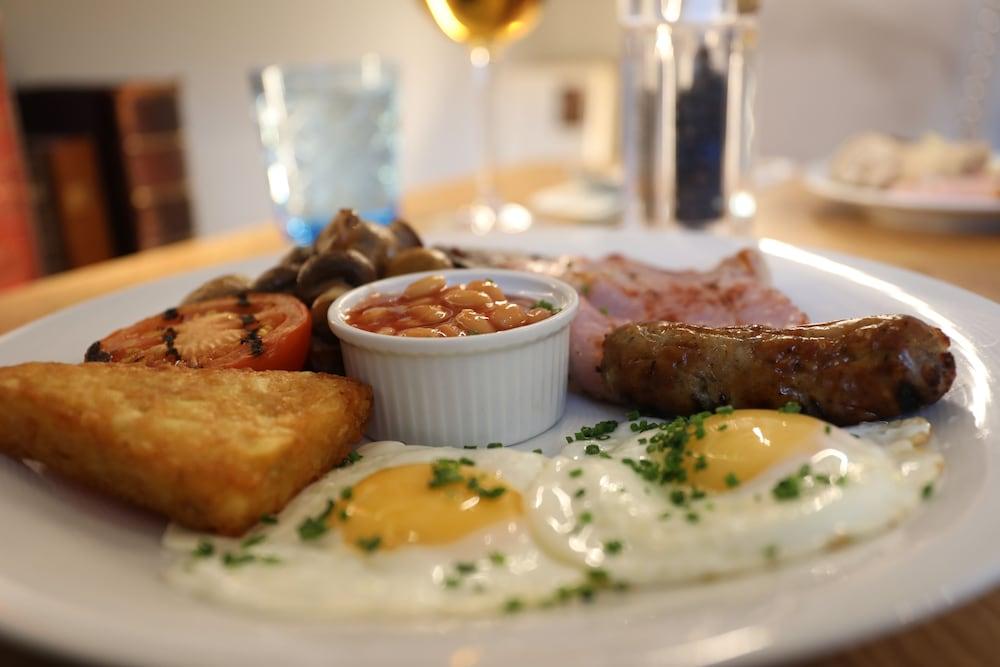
[[804, 161, 1000, 233]]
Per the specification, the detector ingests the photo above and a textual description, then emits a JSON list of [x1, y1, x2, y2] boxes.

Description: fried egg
[[163, 410, 943, 616], [162, 442, 585, 617], [526, 410, 942, 585]]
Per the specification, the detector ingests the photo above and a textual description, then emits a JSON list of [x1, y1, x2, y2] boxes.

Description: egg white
[[526, 417, 942, 585], [162, 442, 585, 617]]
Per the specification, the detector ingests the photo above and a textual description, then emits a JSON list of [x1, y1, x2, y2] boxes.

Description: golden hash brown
[[0, 363, 372, 536]]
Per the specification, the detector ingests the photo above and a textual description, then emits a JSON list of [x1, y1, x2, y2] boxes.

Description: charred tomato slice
[[85, 293, 312, 371]]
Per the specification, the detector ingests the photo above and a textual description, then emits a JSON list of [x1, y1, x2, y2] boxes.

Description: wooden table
[[1, 165, 998, 667]]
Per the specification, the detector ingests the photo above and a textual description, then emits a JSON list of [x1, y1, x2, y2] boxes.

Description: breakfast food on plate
[[180, 210, 453, 373], [162, 408, 941, 617], [0, 217, 959, 621], [442, 247, 809, 400], [345, 274, 555, 338], [163, 442, 587, 616], [532, 409, 941, 585], [601, 315, 956, 425], [828, 132, 902, 188], [441, 245, 956, 424], [85, 293, 312, 371], [0, 362, 372, 535], [829, 131, 999, 198]]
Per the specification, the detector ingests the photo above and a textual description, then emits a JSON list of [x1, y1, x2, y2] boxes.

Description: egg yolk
[[685, 410, 827, 491], [333, 463, 523, 550]]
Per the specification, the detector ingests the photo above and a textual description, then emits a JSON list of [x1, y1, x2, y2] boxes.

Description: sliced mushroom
[[385, 247, 454, 277], [279, 245, 314, 270], [315, 209, 397, 274], [296, 249, 376, 303], [310, 281, 354, 337], [181, 274, 252, 305], [389, 219, 423, 251], [251, 265, 299, 294]]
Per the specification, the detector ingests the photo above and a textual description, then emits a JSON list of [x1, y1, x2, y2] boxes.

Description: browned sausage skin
[[600, 315, 956, 426]]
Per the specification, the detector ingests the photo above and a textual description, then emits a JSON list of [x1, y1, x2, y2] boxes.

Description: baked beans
[[346, 275, 558, 337]]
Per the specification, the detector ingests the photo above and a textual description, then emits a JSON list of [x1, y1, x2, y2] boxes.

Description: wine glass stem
[[470, 46, 497, 206]]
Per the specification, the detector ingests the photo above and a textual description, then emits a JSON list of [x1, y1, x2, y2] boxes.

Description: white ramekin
[[328, 268, 579, 447]]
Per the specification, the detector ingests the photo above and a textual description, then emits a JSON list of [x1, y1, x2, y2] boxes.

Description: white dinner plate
[[0, 229, 997, 666], [803, 162, 1000, 233]]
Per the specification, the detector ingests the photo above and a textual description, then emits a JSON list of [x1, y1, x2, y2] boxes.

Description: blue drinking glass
[[251, 57, 399, 245]]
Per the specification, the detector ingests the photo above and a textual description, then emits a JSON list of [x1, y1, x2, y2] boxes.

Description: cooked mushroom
[[313, 209, 357, 255], [315, 209, 396, 273], [385, 247, 454, 277], [389, 219, 422, 251], [310, 282, 354, 336], [306, 336, 345, 375], [181, 274, 252, 305], [296, 249, 376, 303], [279, 245, 314, 270], [251, 265, 299, 294]]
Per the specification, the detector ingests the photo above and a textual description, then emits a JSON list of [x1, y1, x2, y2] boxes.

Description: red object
[[89, 293, 313, 372], [0, 40, 38, 288]]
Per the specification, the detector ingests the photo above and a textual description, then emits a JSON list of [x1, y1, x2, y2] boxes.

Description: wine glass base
[[457, 200, 535, 235]]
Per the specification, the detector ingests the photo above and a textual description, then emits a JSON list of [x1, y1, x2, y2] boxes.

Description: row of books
[[16, 83, 194, 276]]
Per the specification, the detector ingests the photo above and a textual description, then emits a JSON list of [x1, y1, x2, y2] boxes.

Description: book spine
[[45, 136, 115, 268], [114, 84, 193, 250]]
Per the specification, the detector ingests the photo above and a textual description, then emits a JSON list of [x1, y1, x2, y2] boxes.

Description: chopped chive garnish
[[192, 540, 214, 558], [503, 598, 524, 614], [357, 536, 382, 552], [337, 450, 363, 467], [259, 513, 278, 525], [222, 552, 255, 568], [297, 499, 335, 540], [241, 533, 266, 549], [569, 468, 583, 478], [571, 420, 619, 442], [605, 540, 623, 555], [724, 472, 740, 488], [489, 551, 506, 566], [778, 401, 802, 414], [531, 299, 557, 312], [487, 442, 504, 449], [772, 477, 801, 500]]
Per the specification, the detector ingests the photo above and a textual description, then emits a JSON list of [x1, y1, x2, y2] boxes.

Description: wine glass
[[421, 0, 544, 234]]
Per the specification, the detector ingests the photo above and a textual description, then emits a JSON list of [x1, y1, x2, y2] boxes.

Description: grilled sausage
[[600, 315, 956, 425]]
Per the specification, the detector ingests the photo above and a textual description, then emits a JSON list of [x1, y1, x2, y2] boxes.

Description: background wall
[[1, 0, 996, 236]]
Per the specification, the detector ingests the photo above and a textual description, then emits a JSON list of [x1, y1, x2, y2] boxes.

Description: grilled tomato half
[[85, 293, 312, 371]]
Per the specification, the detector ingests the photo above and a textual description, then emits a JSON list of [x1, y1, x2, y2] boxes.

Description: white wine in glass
[[421, 0, 544, 233]]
